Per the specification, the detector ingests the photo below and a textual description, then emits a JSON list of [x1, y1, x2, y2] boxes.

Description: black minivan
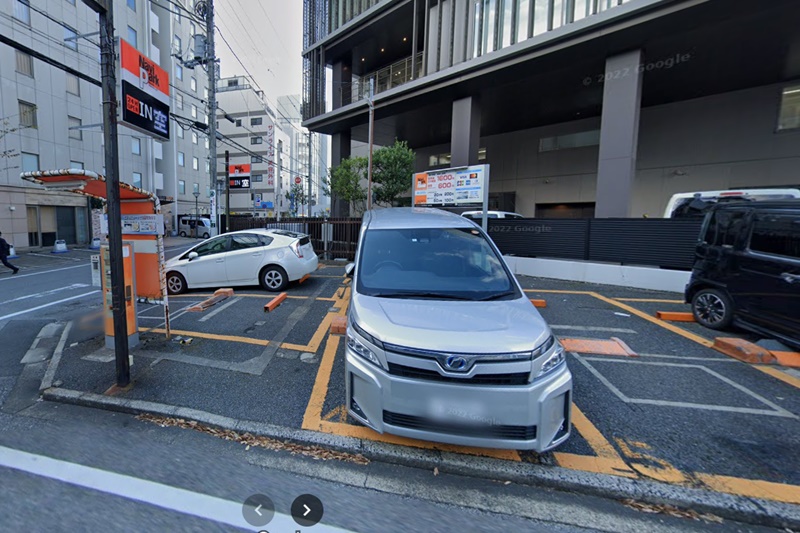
[[685, 200, 800, 349]]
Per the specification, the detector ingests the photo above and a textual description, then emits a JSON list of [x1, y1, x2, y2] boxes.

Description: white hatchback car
[[165, 229, 318, 294]]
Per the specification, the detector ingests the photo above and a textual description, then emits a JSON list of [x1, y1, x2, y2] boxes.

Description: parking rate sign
[[413, 164, 488, 206]]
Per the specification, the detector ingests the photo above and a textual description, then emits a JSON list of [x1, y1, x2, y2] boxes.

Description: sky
[[214, 0, 304, 108]]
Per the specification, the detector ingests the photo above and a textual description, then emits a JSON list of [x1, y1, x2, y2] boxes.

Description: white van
[[461, 210, 524, 219], [178, 218, 215, 238], [664, 188, 800, 218]]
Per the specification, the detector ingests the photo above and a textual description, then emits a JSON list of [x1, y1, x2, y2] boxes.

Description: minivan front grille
[[383, 411, 537, 441], [387, 363, 529, 386]]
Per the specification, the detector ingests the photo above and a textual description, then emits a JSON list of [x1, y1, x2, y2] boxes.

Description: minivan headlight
[[535, 339, 565, 378], [347, 320, 383, 368]]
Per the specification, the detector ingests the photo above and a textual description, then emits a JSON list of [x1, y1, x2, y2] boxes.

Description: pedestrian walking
[[0, 231, 19, 274]]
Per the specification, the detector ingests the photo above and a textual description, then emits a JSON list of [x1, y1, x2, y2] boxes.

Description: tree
[[327, 140, 415, 215], [285, 183, 307, 217], [372, 140, 415, 207]]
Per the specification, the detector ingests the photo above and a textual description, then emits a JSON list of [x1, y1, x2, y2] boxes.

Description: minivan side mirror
[[188, 251, 199, 261], [345, 263, 355, 278]]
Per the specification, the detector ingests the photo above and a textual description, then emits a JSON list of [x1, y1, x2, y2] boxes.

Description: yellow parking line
[[696, 474, 800, 505], [143, 328, 269, 346], [302, 334, 340, 429], [616, 298, 685, 304], [588, 292, 714, 348], [755, 366, 800, 390]]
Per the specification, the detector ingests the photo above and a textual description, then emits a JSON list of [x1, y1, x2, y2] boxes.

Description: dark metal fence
[[488, 218, 704, 270], [226, 215, 704, 269]]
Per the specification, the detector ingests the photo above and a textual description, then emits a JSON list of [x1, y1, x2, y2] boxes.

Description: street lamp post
[[193, 191, 200, 238]]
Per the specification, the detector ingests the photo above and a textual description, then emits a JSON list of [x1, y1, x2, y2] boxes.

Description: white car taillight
[[290, 241, 303, 258]]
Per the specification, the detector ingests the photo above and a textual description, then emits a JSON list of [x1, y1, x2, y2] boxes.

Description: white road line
[[574, 354, 797, 418], [0, 291, 101, 322], [637, 353, 737, 362], [199, 297, 242, 322], [0, 264, 88, 282], [0, 284, 90, 305], [550, 325, 637, 334], [41, 321, 73, 391], [0, 445, 352, 532]]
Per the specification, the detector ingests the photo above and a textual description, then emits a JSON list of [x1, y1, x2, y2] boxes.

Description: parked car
[[179, 217, 215, 239], [461, 210, 524, 219], [165, 229, 318, 294], [685, 200, 800, 348], [344, 207, 572, 451], [664, 188, 800, 218]]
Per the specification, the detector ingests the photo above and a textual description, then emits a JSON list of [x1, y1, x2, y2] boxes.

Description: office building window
[[192, 157, 199, 170], [15, 50, 33, 77], [133, 172, 142, 188], [206, 186, 210, 197], [174, 35, 182, 53], [64, 26, 78, 50], [193, 182, 200, 194], [192, 131, 198, 144], [177, 126, 184, 139], [253, 174, 263, 182], [235, 119, 242, 127], [176, 93, 183, 110], [68, 116, 82, 139], [178, 180, 186, 194], [14, 0, 30, 25], [176, 64, 183, 81], [127, 0, 136, 11], [190, 77, 197, 92], [127, 26, 137, 48], [66, 73, 80, 95], [19, 101, 37, 128], [251, 156, 260, 164], [778, 85, 800, 131], [539, 130, 601, 152], [251, 117, 262, 126], [191, 105, 197, 119], [251, 136, 263, 145], [70, 161, 83, 169], [205, 160, 209, 172], [205, 137, 209, 149], [204, 87, 208, 99], [178, 151, 185, 166], [132, 138, 141, 155], [21, 152, 39, 172]]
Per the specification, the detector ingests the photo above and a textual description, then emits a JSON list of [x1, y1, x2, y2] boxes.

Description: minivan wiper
[[477, 290, 518, 301], [370, 292, 473, 300]]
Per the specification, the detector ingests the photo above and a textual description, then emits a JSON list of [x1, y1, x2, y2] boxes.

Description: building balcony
[[339, 52, 424, 107]]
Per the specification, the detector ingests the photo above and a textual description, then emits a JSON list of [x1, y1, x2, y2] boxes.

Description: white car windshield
[[356, 227, 517, 300]]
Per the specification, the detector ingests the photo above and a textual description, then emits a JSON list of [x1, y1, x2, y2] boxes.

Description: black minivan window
[[703, 210, 746, 246], [749, 214, 800, 259]]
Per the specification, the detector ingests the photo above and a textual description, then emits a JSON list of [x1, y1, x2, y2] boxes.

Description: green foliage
[[285, 184, 307, 216], [328, 155, 369, 213]]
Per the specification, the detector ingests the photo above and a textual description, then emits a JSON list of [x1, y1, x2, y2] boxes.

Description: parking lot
[[51, 264, 800, 507]]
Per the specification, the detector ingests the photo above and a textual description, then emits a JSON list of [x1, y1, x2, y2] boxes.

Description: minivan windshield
[[356, 227, 518, 300]]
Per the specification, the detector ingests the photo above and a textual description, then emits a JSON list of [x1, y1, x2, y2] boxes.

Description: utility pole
[[367, 78, 375, 211], [83, 0, 129, 387], [202, 0, 218, 235], [224, 150, 230, 232], [307, 131, 313, 217]]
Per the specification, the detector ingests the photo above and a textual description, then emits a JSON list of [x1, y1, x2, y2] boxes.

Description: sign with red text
[[413, 164, 488, 206]]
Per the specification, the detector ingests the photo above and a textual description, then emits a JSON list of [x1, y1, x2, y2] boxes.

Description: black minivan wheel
[[692, 288, 734, 330]]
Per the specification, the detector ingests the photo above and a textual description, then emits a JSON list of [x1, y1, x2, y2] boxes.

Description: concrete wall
[[414, 82, 800, 217]]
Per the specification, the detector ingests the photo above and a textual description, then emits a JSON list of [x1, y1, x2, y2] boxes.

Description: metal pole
[[367, 78, 374, 211], [307, 131, 313, 217], [194, 194, 199, 237], [99, 6, 130, 387], [205, 0, 218, 236], [224, 150, 230, 232]]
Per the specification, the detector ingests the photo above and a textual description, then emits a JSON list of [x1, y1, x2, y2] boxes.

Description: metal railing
[[340, 52, 425, 106], [229, 216, 362, 260]]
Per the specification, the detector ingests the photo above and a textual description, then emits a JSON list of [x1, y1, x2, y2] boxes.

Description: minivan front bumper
[[345, 349, 572, 452]]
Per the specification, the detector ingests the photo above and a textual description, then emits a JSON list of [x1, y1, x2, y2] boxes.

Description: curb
[[42, 386, 800, 530]]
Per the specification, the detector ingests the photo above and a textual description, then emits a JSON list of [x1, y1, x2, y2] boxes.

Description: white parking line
[[0, 284, 90, 305], [0, 264, 88, 282], [550, 325, 637, 334], [199, 297, 242, 322], [0, 445, 351, 532], [0, 292, 101, 322]]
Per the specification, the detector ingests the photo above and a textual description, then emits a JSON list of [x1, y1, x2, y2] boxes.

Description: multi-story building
[[277, 94, 330, 216], [216, 75, 289, 218], [302, 0, 800, 218], [0, 0, 210, 248]]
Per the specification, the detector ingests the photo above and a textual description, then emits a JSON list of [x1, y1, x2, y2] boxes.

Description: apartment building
[[0, 0, 210, 248], [302, 0, 800, 218]]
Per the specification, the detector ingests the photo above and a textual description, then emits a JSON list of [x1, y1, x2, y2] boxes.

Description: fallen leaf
[[504, 481, 511, 485], [433, 467, 439, 476]]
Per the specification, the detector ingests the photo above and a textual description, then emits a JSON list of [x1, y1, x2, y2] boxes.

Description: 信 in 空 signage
[[119, 39, 170, 141]]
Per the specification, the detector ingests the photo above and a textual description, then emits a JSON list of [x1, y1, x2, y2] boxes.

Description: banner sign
[[266, 124, 275, 187], [229, 164, 251, 189], [413, 164, 488, 206], [119, 39, 170, 141]]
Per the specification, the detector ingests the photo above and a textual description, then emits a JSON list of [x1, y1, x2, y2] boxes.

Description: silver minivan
[[345, 208, 572, 451]]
